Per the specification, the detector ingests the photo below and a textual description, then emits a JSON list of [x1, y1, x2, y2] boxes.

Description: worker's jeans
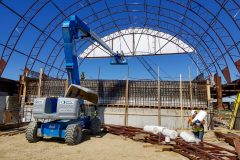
[[193, 131, 204, 140]]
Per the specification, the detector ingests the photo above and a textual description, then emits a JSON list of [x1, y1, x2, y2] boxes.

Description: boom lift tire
[[65, 124, 82, 145], [90, 116, 101, 134], [25, 121, 40, 143]]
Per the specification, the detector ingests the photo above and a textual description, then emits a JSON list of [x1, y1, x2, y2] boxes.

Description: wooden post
[[124, 67, 129, 126], [157, 66, 161, 126], [206, 80, 214, 130], [37, 68, 43, 97], [18, 75, 24, 104], [188, 66, 193, 108], [215, 75, 223, 109], [180, 73, 183, 129], [206, 80, 211, 102], [23, 77, 27, 103], [64, 79, 68, 95], [21, 75, 27, 122]]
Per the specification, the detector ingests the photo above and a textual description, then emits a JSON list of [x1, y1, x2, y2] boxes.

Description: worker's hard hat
[[191, 110, 197, 116]]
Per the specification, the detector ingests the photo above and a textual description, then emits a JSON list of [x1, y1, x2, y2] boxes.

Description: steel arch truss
[[0, 0, 239, 82]]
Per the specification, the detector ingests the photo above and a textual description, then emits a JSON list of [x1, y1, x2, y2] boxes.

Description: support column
[[124, 67, 129, 126], [215, 75, 223, 110], [64, 79, 68, 95], [37, 68, 43, 97], [207, 80, 214, 130], [157, 66, 161, 126], [180, 73, 183, 129]]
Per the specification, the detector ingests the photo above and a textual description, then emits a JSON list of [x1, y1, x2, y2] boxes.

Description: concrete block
[[97, 107, 207, 129]]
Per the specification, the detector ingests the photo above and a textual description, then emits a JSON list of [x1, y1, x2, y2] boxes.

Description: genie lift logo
[[49, 124, 56, 129], [35, 100, 44, 104], [59, 100, 74, 105]]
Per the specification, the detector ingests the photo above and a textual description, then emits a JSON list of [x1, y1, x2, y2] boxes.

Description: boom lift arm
[[62, 15, 126, 85]]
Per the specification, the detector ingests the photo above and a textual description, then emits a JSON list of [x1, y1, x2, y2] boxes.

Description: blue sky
[[78, 54, 196, 81]]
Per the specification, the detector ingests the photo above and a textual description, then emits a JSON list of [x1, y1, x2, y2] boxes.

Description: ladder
[[229, 93, 240, 130]]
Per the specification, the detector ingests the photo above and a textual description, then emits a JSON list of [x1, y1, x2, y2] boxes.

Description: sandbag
[[192, 110, 207, 122], [162, 128, 178, 139], [153, 126, 166, 134], [143, 125, 155, 133], [180, 131, 196, 142]]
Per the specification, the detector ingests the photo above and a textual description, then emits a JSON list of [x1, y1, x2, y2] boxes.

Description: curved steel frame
[[40, 4, 229, 77], [0, 0, 239, 82]]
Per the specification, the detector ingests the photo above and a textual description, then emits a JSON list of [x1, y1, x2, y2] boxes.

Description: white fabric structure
[[80, 28, 195, 58]]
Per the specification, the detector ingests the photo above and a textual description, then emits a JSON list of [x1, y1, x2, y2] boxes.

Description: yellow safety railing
[[229, 93, 240, 130]]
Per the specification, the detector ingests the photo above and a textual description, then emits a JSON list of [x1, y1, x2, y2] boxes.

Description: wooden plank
[[64, 79, 68, 95], [188, 66, 193, 108], [0, 128, 26, 136], [157, 66, 161, 126], [234, 139, 240, 159], [180, 73, 183, 129], [155, 145, 174, 152], [0, 122, 28, 131], [124, 77, 129, 126], [37, 68, 43, 97], [215, 75, 223, 109]]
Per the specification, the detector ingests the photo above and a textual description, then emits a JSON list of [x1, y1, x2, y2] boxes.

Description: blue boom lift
[[25, 15, 126, 145]]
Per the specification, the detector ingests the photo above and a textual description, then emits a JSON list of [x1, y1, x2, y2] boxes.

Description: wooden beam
[[157, 66, 161, 126], [180, 73, 183, 129], [37, 68, 43, 97], [188, 66, 193, 108], [215, 75, 223, 109], [124, 67, 129, 126]]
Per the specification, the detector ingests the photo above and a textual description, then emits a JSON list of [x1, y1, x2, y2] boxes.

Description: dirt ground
[[0, 132, 188, 160]]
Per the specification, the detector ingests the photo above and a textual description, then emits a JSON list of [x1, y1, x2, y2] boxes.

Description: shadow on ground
[[39, 129, 107, 144]]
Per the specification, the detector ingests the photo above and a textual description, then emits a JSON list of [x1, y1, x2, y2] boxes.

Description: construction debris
[[173, 140, 237, 160], [154, 145, 174, 152], [0, 124, 27, 136], [0, 126, 26, 136], [104, 124, 238, 160], [215, 131, 240, 158], [0, 122, 28, 131]]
